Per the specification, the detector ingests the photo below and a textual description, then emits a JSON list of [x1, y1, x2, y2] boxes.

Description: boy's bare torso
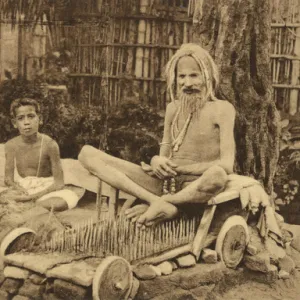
[[6, 134, 53, 178]]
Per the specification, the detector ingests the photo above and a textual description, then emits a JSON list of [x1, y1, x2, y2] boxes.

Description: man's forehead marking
[[177, 56, 202, 73]]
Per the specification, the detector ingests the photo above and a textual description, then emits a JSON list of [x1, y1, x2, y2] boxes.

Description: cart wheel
[[215, 215, 249, 269], [92, 256, 133, 300], [0, 228, 36, 259]]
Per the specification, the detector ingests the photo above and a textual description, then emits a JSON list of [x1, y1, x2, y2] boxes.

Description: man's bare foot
[[125, 204, 149, 223], [137, 200, 178, 227]]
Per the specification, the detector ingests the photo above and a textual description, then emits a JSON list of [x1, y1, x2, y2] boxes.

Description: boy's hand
[[14, 184, 29, 194], [14, 194, 32, 202]]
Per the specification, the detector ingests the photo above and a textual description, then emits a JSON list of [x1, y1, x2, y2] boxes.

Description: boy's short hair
[[10, 98, 41, 118]]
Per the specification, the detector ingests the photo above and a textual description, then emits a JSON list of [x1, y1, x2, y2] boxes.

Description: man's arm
[[175, 101, 236, 175], [159, 102, 177, 157], [149, 102, 178, 179]]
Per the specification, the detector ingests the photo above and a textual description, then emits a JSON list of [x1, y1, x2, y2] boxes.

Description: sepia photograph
[[0, 0, 300, 299]]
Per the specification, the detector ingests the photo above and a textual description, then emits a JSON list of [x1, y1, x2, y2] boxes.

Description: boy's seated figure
[[3, 98, 79, 211]]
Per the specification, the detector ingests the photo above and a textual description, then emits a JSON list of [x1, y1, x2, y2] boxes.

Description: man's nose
[[184, 77, 193, 88], [24, 117, 30, 124]]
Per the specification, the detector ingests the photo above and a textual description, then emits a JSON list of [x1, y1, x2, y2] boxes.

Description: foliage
[[273, 116, 300, 212], [106, 101, 164, 164]]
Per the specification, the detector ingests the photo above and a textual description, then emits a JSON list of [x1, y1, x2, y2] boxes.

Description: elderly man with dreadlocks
[[78, 43, 235, 227]]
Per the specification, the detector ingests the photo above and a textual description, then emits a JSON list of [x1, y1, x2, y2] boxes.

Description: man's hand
[[150, 156, 177, 179]]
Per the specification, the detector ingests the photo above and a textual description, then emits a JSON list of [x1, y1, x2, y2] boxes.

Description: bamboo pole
[[135, 0, 149, 101], [143, 20, 151, 101], [289, 27, 300, 115]]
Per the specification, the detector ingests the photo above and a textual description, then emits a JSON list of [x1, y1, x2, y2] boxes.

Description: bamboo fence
[[53, 0, 300, 114], [271, 0, 300, 115], [57, 0, 193, 110], [1, 0, 299, 115]]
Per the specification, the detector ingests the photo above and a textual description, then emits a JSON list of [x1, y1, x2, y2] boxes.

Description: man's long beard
[[178, 91, 207, 117]]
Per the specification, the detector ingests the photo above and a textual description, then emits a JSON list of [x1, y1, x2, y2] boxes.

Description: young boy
[[4, 98, 79, 211]]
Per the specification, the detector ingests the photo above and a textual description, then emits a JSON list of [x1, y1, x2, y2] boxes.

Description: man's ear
[[11, 118, 17, 128], [39, 115, 43, 125]]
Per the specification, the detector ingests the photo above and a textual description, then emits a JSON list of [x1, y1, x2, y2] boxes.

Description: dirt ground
[[221, 269, 300, 300]]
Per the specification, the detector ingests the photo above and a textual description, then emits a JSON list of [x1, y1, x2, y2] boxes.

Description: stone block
[[136, 262, 226, 299], [265, 239, 286, 261], [244, 265, 278, 284], [278, 270, 290, 279], [42, 293, 63, 300], [246, 244, 258, 256], [201, 248, 218, 264], [149, 265, 161, 276], [29, 273, 46, 285], [156, 262, 173, 275], [4, 266, 30, 280], [133, 264, 157, 280], [243, 252, 272, 273], [18, 280, 45, 299], [170, 261, 178, 270], [4, 252, 89, 275], [0, 290, 9, 300], [1, 278, 23, 294], [175, 254, 196, 268], [248, 226, 264, 252], [12, 295, 30, 300], [0, 272, 6, 286], [46, 260, 95, 287], [278, 255, 295, 274], [53, 279, 89, 300]]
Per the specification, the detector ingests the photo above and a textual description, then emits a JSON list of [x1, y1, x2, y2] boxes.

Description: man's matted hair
[[165, 43, 220, 102], [10, 98, 41, 118]]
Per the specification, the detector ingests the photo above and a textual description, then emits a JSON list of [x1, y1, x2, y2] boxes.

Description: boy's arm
[[4, 141, 25, 192], [4, 142, 15, 187]]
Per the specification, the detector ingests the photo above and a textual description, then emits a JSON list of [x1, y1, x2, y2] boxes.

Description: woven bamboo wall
[[55, 0, 193, 110], [1, 0, 299, 115], [271, 0, 300, 115]]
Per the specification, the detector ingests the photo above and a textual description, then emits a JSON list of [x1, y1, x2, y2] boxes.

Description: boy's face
[[13, 105, 40, 137]]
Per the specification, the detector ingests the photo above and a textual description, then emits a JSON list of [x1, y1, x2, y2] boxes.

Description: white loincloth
[[16, 175, 80, 209]]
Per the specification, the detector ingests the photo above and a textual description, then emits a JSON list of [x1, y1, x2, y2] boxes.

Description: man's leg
[[137, 166, 227, 226], [78, 146, 179, 222], [78, 145, 164, 202], [163, 166, 228, 205]]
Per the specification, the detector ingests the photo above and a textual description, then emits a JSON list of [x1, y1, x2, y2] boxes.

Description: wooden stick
[[75, 43, 181, 49], [136, 244, 192, 265], [273, 83, 300, 89], [73, 13, 193, 23], [192, 205, 217, 260]]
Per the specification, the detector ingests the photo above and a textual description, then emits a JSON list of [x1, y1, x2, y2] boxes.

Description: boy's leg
[[36, 197, 68, 212]]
